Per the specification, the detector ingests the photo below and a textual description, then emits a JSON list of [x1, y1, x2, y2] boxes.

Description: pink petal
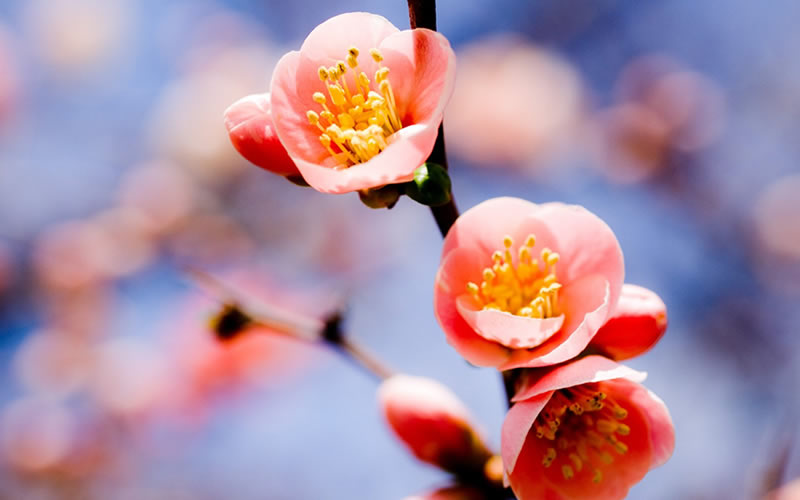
[[440, 197, 540, 257], [528, 203, 625, 316], [434, 247, 511, 366], [456, 296, 564, 349], [626, 385, 675, 469], [511, 355, 647, 403], [589, 284, 668, 361], [298, 12, 399, 63], [501, 392, 552, 473], [223, 93, 300, 177], [500, 274, 612, 369], [378, 28, 456, 127]]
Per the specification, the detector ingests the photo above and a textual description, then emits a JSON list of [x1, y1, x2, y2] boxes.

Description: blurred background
[[0, 0, 799, 498]]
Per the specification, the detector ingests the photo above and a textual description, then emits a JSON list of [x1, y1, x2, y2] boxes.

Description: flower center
[[466, 234, 563, 318], [306, 47, 403, 168], [535, 383, 630, 483]]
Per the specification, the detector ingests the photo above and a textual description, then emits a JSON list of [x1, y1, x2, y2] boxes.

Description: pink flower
[[501, 355, 674, 500], [378, 375, 492, 473], [268, 12, 456, 193], [434, 197, 625, 369], [223, 93, 300, 177], [587, 284, 668, 361]]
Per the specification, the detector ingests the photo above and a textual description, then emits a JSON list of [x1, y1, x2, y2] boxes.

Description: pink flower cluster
[[429, 197, 673, 499], [222, 12, 674, 499]]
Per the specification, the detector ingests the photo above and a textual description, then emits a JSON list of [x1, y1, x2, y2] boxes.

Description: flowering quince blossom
[[378, 374, 492, 473], [501, 355, 674, 500], [434, 197, 626, 369], [268, 12, 456, 193], [223, 93, 300, 178]]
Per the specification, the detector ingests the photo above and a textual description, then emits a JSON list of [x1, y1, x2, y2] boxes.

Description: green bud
[[405, 163, 452, 207], [358, 184, 402, 209]]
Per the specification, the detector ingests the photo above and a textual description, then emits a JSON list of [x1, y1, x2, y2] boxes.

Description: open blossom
[[268, 12, 456, 193], [501, 356, 674, 500], [378, 375, 492, 474], [224, 93, 300, 178], [434, 197, 625, 369]]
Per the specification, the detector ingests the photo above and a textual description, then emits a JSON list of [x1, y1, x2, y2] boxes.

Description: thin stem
[[407, 0, 437, 30], [405, 0, 515, 417], [406, 0, 460, 237], [188, 269, 392, 382]]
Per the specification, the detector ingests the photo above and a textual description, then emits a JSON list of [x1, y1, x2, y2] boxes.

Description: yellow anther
[[347, 54, 358, 68], [348, 47, 359, 57], [503, 236, 513, 248], [328, 85, 346, 106], [351, 94, 365, 107], [318, 66, 329, 81], [337, 113, 355, 130], [562, 465, 574, 479], [525, 235, 536, 247], [375, 67, 390, 82], [613, 407, 628, 420], [370, 48, 383, 62], [319, 134, 331, 147], [616, 423, 630, 436], [596, 419, 617, 434], [328, 66, 339, 79], [313, 92, 327, 104], [612, 440, 629, 454], [379, 79, 391, 95], [336, 61, 347, 74], [307, 110, 319, 125], [593, 469, 603, 483], [320, 110, 335, 123], [547, 253, 560, 266], [569, 453, 583, 471]]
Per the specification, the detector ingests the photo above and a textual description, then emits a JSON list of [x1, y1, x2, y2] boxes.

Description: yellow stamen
[[535, 383, 632, 483], [466, 234, 564, 318], [306, 46, 403, 168]]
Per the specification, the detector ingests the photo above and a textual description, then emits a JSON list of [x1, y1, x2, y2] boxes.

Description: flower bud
[[405, 163, 452, 207], [378, 375, 491, 474], [223, 93, 302, 178]]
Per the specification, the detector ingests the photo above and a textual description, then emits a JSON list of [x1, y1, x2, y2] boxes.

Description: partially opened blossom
[[268, 12, 456, 193], [379, 375, 492, 474], [587, 284, 667, 361], [223, 93, 300, 178], [501, 356, 674, 500], [434, 197, 624, 369]]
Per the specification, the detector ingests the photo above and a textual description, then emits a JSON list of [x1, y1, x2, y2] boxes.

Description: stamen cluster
[[466, 234, 562, 318], [536, 383, 630, 483], [306, 47, 403, 168]]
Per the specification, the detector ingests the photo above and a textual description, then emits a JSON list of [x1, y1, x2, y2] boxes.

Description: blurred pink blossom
[[379, 374, 492, 474], [446, 36, 585, 170]]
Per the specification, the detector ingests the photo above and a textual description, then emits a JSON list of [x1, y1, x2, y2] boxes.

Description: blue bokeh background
[[1, 1, 799, 499]]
